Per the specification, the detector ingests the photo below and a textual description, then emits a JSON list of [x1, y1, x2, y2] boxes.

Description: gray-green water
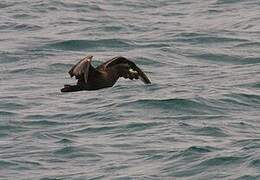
[[0, 0, 260, 179]]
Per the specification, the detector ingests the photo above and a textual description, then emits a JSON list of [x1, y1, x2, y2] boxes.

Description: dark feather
[[68, 56, 92, 83], [100, 56, 151, 84], [61, 56, 151, 92]]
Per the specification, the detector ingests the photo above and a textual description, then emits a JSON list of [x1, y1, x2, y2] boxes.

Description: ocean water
[[0, 0, 260, 179]]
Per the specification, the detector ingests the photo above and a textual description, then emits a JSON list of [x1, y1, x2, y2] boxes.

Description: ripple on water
[[222, 93, 260, 109], [0, 51, 22, 63], [235, 42, 260, 48], [0, 101, 27, 111], [0, 2, 16, 9], [25, 113, 69, 120], [121, 98, 225, 115], [56, 138, 74, 144], [45, 39, 132, 51], [232, 138, 260, 150], [183, 146, 217, 154], [53, 146, 103, 161], [250, 159, 260, 168], [0, 111, 17, 117], [0, 160, 18, 170], [22, 120, 64, 127], [166, 155, 244, 178], [235, 175, 260, 180], [72, 125, 118, 134], [174, 32, 248, 45], [192, 126, 228, 137], [11, 23, 42, 32], [123, 122, 163, 132], [168, 145, 221, 162], [190, 52, 260, 65], [48, 63, 73, 72], [199, 156, 244, 167], [8, 67, 45, 75]]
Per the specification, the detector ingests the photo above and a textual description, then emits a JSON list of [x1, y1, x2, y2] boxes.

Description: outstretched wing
[[100, 56, 151, 84], [68, 55, 93, 84]]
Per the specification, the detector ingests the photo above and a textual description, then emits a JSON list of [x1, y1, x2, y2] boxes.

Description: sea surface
[[0, 0, 260, 179]]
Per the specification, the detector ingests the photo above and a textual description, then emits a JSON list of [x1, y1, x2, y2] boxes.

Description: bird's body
[[61, 56, 151, 92]]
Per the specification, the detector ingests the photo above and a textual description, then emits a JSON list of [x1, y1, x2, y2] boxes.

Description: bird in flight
[[61, 56, 151, 92]]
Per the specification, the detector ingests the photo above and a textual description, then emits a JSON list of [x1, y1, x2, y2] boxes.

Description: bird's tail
[[61, 85, 83, 92]]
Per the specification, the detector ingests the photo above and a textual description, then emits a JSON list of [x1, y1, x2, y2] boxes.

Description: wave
[[174, 32, 247, 44], [53, 146, 103, 160], [47, 63, 73, 72], [0, 160, 18, 169], [25, 113, 68, 120], [72, 125, 118, 134], [221, 93, 260, 109], [201, 156, 244, 168], [8, 63, 72, 75], [181, 146, 219, 156], [0, 2, 16, 8], [44, 39, 171, 52], [22, 120, 64, 126], [71, 121, 162, 135], [0, 51, 21, 64], [216, 0, 247, 5], [166, 155, 244, 178], [45, 39, 132, 51], [6, 23, 42, 31], [232, 138, 260, 150], [8, 67, 45, 74], [190, 53, 260, 65], [120, 98, 225, 115], [235, 175, 260, 180], [192, 126, 228, 137], [0, 110, 17, 116], [235, 42, 260, 48], [0, 101, 27, 110]]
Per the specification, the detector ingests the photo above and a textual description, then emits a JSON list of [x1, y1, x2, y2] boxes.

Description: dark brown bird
[[61, 56, 151, 92]]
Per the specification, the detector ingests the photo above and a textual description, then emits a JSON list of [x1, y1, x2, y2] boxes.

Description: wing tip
[[141, 76, 151, 84], [136, 68, 151, 84]]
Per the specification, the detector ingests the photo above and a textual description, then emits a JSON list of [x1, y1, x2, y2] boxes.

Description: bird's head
[[84, 55, 93, 62]]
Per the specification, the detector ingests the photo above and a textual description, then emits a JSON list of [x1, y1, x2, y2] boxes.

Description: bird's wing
[[68, 56, 92, 84], [99, 56, 151, 84]]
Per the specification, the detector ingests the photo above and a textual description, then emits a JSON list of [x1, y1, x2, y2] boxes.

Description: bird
[[61, 55, 151, 92]]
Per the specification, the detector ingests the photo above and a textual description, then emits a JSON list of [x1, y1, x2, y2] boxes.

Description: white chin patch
[[129, 68, 138, 74]]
